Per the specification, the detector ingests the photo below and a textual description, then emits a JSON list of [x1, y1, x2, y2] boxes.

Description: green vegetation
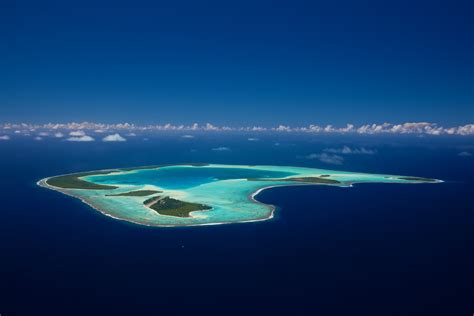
[[398, 176, 438, 182], [143, 196, 162, 205], [144, 196, 211, 217], [248, 176, 340, 185], [46, 171, 119, 190], [287, 177, 340, 184], [106, 190, 162, 197]]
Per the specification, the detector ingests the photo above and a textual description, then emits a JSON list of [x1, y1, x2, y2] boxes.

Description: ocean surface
[[0, 133, 473, 315]]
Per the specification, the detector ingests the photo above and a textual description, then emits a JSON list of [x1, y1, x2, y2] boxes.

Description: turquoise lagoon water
[[49, 164, 436, 227], [86, 166, 298, 190]]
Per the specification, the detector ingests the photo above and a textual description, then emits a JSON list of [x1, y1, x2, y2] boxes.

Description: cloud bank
[[1, 122, 473, 136], [0, 135, 10, 140]]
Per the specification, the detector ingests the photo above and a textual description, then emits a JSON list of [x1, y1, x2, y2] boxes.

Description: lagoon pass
[[38, 164, 441, 227]]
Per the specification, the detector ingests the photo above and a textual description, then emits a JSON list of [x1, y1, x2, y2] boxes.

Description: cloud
[[323, 146, 376, 155], [34, 136, 43, 141], [38, 132, 49, 137], [1, 121, 473, 136], [305, 153, 344, 165], [66, 135, 95, 142], [181, 134, 195, 138], [0, 135, 10, 140], [54, 132, 64, 138], [247, 137, 259, 141], [204, 123, 219, 131], [275, 125, 291, 132], [458, 151, 472, 157], [69, 130, 86, 137], [102, 133, 127, 142], [248, 126, 266, 131], [212, 146, 231, 151], [126, 132, 136, 137]]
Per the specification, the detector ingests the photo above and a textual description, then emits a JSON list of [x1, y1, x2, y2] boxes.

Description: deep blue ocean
[[1, 133, 473, 316]]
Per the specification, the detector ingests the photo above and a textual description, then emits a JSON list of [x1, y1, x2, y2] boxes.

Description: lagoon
[[38, 164, 441, 227]]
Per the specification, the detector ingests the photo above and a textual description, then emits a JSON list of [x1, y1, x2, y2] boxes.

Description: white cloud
[[126, 132, 136, 137], [204, 123, 218, 131], [181, 134, 195, 138], [0, 121, 473, 136], [102, 133, 126, 142], [324, 125, 336, 133], [67, 135, 95, 142], [456, 124, 474, 136], [324, 146, 376, 155], [274, 125, 291, 132], [458, 151, 472, 157], [38, 132, 49, 137], [0, 135, 10, 140], [249, 126, 266, 131], [247, 137, 259, 141], [54, 132, 64, 138], [340, 124, 354, 132], [69, 130, 86, 137], [212, 146, 231, 151], [305, 153, 344, 165], [34, 136, 43, 141]]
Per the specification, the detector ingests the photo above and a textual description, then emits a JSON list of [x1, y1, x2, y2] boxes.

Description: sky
[[1, 0, 473, 126]]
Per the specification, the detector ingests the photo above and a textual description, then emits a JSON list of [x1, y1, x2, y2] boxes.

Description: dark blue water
[[1, 133, 472, 316], [89, 166, 296, 189]]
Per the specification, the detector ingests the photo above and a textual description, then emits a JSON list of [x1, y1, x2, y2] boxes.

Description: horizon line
[[1, 121, 474, 136]]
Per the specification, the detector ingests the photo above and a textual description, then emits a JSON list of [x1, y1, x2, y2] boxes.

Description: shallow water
[[87, 165, 297, 189], [50, 163, 439, 226]]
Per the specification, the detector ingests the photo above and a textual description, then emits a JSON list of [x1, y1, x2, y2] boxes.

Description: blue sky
[[1, 0, 473, 126]]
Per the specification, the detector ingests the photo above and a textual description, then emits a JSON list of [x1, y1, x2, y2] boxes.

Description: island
[[37, 164, 442, 227]]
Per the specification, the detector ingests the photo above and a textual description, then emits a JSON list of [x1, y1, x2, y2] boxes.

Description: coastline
[[37, 176, 347, 227], [37, 177, 279, 227], [37, 164, 442, 227]]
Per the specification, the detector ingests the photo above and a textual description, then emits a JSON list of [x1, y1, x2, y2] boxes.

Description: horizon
[[1, 121, 474, 136]]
